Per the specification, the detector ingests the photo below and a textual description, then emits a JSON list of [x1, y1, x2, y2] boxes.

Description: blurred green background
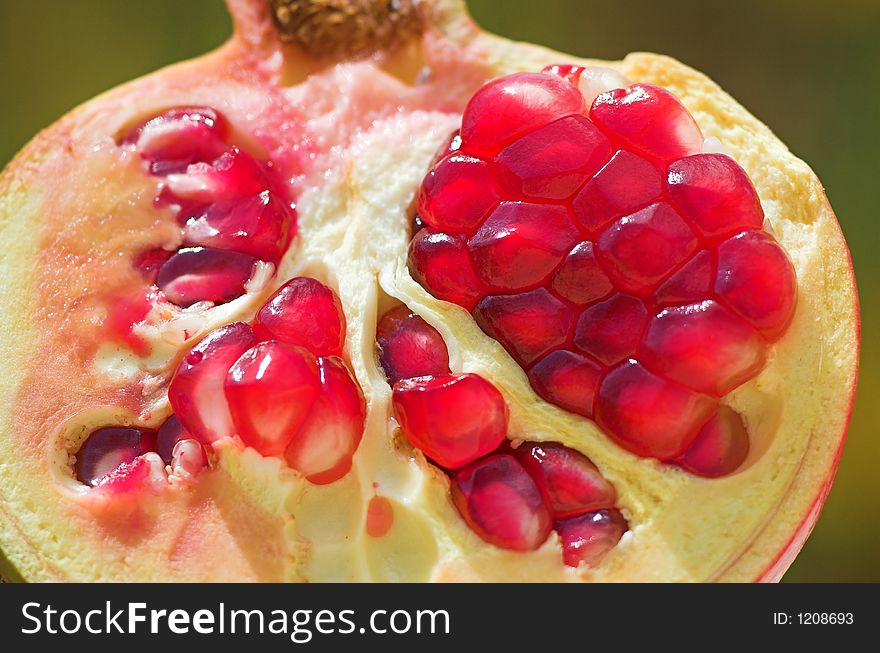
[[0, 0, 875, 581]]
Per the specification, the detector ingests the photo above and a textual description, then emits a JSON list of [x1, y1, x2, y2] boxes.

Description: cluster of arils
[[376, 306, 626, 567], [408, 66, 797, 477], [122, 107, 296, 308], [75, 277, 365, 489]]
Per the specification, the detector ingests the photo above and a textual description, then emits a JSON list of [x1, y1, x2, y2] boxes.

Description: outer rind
[[0, 0, 859, 582]]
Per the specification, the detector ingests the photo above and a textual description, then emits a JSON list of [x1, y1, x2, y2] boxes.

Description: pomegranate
[[0, 0, 858, 582]]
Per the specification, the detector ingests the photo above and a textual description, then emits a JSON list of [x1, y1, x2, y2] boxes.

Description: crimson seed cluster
[[377, 306, 626, 565], [409, 65, 797, 476]]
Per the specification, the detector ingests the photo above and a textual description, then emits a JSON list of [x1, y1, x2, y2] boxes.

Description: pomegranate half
[[0, 0, 858, 581]]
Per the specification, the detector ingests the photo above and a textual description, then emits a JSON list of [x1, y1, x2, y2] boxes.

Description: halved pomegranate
[[0, 0, 857, 582]]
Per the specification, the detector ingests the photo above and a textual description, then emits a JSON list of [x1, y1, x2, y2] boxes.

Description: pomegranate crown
[[270, 0, 425, 58]]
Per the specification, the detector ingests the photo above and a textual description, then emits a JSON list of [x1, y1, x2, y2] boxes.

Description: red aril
[[92, 453, 167, 496], [514, 442, 616, 518], [74, 427, 158, 486], [469, 202, 579, 291], [541, 63, 586, 85], [156, 246, 257, 308], [589, 84, 703, 162], [571, 149, 663, 234], [183, 190, 294, 262], [156, 414, 192, 464], [473, 288, 574, 365], [527, 349, 602, 418], [550, 241, 614, 306], [595, 201, 698, 296], [667, 153, 764, 239], [224, 340, 322, 456], [122, 106, 228, 175], [573, 293, 648, 366], [677, 407, 750, 477], [165, 147, 270, 204], [715, 230, 797, 341], [417, 154, 499, 234], [408, 230, 486, 310], [284, 356, 365, 484], [640, 300, 766, 396], [460, 72, 585, 157], [451, 454, 552, 551], [596, 360, 716, 460], [375, 305, 450, 385], [253, 277, 346, 357], [653, 250, 714, 306], [168, 321, 257, 444], [392, 373, 507, 469], [494, 115, 611, 200], [556, 509, 627, 567], [133, 248, 173, 285]]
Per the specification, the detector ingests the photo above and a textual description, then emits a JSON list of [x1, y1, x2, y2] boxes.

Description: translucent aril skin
[[123, 107, 295, 309], [410, 66, 798, 474], [376, 305, 450, 385]]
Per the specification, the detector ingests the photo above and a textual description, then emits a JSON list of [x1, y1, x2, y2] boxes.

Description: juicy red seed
[[451, 454, 552, 551], [640, 300, 766, 396], [408, 230, 487, 310], [469, 202, 579, 291], [433, 130, 462, 165], [514, 442, 616, 518], [494, 115, 612, 200], [573, 293, 647, 366], [595, 201, 698, 296], [556, 509, 627, 568], [460, 72, 586, 157], [653, 250, 714, 306], [122, 106, 228, 175], [392, 373, 508, 469], [667, 153, 764, 239], [224, 341, 322, 456], [133, 248, 173, 284], [473, 288, 574, 366], [183, 190, 294, 262], [156, 414, 192, 464], [168, 322, 257, 443], [74, 427, 158, 486], [550, 241, 613, 306], [715, 230, 797, 341], [284, 356, 365, 484], [527, 349, 602, 418], [254, 277, 346, 357], [676, 406, 750, 477], [166, 147, 270, 203], [156, 246, 256, 308], [572, 149, 663, 234], [596, 360, 716, 460], [590, 83, 703, 162], [541, 63, 586, 85], [376, 305, 450, 385], [417, 154, 500, 234]]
